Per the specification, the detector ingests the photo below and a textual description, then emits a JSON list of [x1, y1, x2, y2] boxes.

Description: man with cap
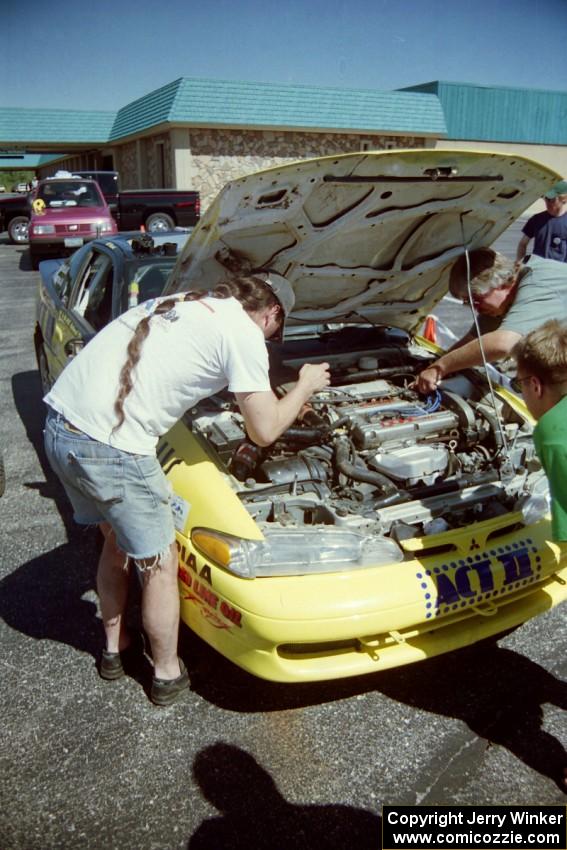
[[43, 272, 330, 705], [416, 248, 567, 394], [516, 179, 567, 264]]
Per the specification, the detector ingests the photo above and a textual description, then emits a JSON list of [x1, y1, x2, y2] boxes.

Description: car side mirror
[[64, 339, 84, 359]]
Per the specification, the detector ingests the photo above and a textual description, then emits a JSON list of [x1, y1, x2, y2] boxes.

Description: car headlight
[[93, 221, 115, 233], [32, 224, 55, 234], [191, 527, 404, 578]]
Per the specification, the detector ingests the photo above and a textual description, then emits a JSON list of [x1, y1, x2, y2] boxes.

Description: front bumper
[[176, 517, 567, 683]]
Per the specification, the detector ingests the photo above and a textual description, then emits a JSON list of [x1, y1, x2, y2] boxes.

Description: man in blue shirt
[[516, 180, 567, 264]]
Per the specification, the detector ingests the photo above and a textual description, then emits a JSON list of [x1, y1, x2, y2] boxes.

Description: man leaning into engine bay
[[416, 249, 567, 394]]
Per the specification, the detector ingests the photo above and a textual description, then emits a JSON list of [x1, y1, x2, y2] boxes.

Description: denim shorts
[[44, 409, 175, 560]]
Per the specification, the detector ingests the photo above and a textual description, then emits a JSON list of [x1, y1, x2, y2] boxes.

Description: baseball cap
[[254, 270, 295, 339], [544, 180, 567, 200]]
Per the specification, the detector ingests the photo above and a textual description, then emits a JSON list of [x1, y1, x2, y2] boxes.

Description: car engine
[[186, 332, 545, 541]]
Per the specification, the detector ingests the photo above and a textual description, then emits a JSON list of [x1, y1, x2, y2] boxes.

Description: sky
[[2, 0, 567, 113]]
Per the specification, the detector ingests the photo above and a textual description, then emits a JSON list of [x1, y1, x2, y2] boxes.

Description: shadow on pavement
[[17, 246, 33, 272], [376, 643, 567, 793], [10, 374, 566, 792], [184, 631, 567, 792], [0, 537, 102, 658], [188, 742, 380, 850], [12, 370, 74, 534], [6, 371, 125, 661]]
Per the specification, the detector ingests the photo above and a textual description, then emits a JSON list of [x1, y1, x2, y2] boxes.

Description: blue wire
[[374, 390, 443, 419]]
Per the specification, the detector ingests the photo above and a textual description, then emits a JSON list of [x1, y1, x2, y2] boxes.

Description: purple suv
[[29, 176, 117, 269]]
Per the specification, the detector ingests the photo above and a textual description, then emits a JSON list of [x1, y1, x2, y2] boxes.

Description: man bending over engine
[[416, 249, 567, 394]]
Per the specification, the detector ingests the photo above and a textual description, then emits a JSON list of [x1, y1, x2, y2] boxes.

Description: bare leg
[[139, 543, 181, 680], [96, 523, 132, 654]]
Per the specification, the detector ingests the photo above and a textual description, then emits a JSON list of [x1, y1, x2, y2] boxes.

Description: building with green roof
[[402, 81, 567, 145], [0, 77, 565, 210]]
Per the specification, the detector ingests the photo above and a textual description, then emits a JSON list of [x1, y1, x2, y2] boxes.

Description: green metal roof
[[109, 77, 447, 140], [110, 78, 181, 140], [0, 107, 115, 145], [3, 77, 565, 149], [0, 78, 446, 146], [402, 81, 567, 145]]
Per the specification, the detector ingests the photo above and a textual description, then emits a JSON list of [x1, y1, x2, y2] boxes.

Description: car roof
[[72, 230, 190, 263], [39, 231, 190, 283], [110, 230, 191, 255]]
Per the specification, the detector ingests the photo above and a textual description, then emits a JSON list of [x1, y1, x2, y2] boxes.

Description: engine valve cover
[[370, 445, 449, 487], [352, 409, 460, 450]]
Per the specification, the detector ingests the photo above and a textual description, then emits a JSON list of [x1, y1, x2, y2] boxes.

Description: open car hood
[[166, 149, 559, 334]]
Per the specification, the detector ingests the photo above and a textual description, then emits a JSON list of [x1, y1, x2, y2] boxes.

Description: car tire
[[145, 212, 175, 233], [38, 345, 53, 395], [8, 215, 30, 245]]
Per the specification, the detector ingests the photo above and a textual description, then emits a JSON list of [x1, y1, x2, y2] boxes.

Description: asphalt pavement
[[0, 223, 566, 850]]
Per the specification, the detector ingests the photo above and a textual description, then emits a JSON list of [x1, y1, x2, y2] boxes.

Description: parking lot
[[0, 225, 566, 850]]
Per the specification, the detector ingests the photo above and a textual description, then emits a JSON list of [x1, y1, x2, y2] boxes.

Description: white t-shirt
[[45, 296, 271, 454]]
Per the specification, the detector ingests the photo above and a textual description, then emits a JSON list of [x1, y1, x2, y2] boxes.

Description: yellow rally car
[[41, 149, 567, 682], [160, 149, 567, 683]]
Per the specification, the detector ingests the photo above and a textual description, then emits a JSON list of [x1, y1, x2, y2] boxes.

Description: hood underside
[[166, 149, 558, 334]]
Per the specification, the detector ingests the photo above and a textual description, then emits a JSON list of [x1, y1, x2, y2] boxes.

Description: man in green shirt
[[512, 319, 567, 792], [511, 319, 567, 542]]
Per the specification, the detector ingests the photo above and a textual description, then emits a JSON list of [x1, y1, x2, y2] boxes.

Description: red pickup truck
[[0, 170, 200, 244]]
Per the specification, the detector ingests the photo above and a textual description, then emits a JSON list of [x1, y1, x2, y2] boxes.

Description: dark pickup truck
[[0, 170, 200, 244], [0, 192, 31, 244]]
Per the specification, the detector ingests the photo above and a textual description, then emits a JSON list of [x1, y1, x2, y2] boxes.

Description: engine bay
[[186, 326, 544, 542]]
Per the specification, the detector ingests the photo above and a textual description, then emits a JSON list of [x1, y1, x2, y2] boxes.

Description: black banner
[[382, 806, 566, 850]]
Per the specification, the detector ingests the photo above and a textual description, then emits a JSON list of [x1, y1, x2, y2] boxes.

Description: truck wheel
[[145, 212, 175, 233], [8, 215, 30, 244]]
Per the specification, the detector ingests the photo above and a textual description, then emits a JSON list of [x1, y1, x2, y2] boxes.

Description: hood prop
[[459, 227, 512, 477]]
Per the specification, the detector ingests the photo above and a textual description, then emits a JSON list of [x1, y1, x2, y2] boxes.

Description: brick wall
[[186, 128, 425, 209]]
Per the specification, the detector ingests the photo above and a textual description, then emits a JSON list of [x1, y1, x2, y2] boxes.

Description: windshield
[[37, 180, 104, 209], [76, 172, 119, 197], [122, 259, 178, 312]]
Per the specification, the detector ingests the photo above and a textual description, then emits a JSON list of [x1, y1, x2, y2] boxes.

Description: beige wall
[[434, 139, 567, 214]]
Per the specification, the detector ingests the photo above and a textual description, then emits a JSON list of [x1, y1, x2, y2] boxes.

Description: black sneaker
[[150, 659, 189, 706], [99, 633, 144, 681]]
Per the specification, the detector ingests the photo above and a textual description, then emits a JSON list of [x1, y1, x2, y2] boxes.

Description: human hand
[[415, 363, 443, 394], [298, 362, 331, 395]]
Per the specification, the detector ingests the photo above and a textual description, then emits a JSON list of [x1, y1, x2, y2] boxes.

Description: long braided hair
[[112, 274, 281, 433]]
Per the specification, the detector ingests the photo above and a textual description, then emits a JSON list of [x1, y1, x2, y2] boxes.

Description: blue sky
[[2, 0, 567, 111]]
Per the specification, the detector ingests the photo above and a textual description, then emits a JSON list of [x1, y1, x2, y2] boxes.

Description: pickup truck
[[0, 192, 32, 244], [0, 170, 200, 244]]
